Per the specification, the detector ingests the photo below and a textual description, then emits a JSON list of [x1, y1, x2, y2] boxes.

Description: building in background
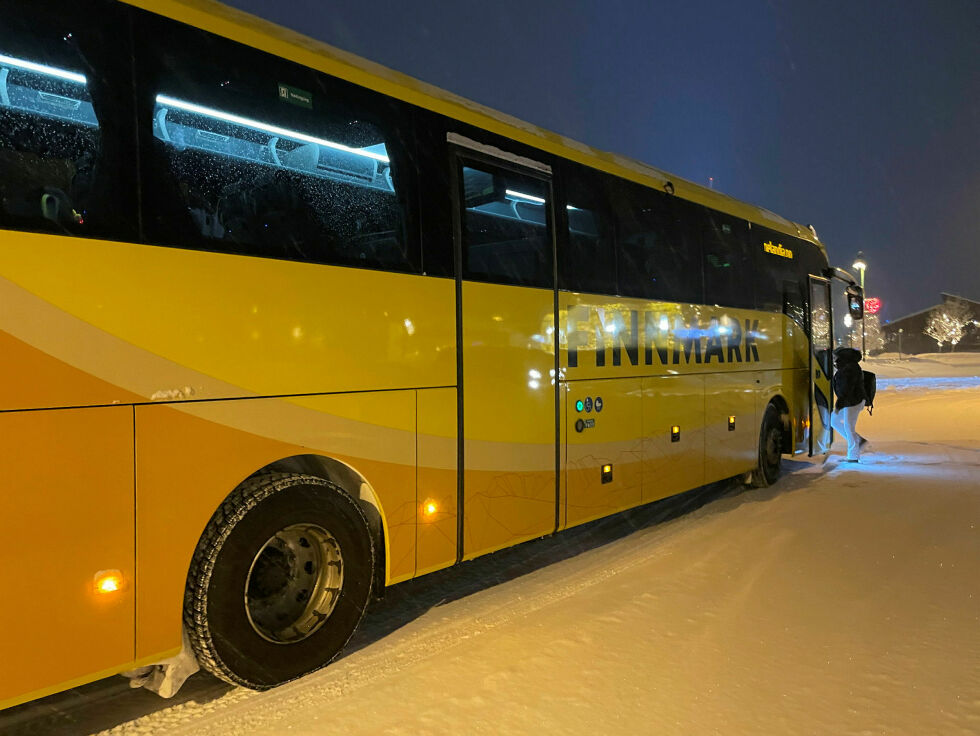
[[883, 294, 980, 355]]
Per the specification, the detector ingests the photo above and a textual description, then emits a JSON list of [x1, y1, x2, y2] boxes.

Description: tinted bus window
[[413, 110, 454, 278], [795, 237, 828, 282], [699, 207, 753, 309], [559, 163, 616, 295], [459, 162, 552, 288], [754, 225, 806, 326], [614, 180, 701, 303], [0, 0, 136, 241], [794, 236, 830, 333], [135, 11, 418, 272]]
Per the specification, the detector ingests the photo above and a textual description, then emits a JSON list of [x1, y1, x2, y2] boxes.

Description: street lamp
[[852, 252, 867, 289], [852, 252, 867, 353]]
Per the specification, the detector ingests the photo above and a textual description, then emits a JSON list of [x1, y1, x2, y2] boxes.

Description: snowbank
[[866, 352, 980, 379]]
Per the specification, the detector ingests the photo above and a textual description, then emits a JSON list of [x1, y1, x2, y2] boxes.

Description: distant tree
[[864, 314, 885, 354], [812, 304, 830, 345], [924, 300, 973, 352]]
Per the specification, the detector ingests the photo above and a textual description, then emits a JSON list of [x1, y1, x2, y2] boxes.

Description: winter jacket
[[833, 347, 865, 411]]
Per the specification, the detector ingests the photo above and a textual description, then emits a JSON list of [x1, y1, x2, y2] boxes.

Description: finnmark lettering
[[567, 308, 763, 369]]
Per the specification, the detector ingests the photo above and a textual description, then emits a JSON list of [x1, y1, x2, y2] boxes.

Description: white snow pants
[[831, 402, 865, 461]]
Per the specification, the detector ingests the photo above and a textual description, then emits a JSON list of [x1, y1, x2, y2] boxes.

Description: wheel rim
[[244, 523, 344, 644]]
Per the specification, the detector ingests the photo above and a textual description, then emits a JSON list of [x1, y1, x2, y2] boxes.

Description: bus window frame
[[132, 6, 423, 275], [451, 146, 557, 290]]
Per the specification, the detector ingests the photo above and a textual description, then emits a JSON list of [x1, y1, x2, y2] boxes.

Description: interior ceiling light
[[155, 94, 390, 163], [0, 53, 86, 84]]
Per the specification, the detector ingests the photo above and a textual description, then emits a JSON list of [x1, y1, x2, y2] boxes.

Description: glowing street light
[[852, 252, 867, 289]]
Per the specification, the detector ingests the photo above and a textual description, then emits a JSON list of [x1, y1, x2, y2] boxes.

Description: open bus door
[[810, 270, 865, 455], [808, 275, 834, 455]]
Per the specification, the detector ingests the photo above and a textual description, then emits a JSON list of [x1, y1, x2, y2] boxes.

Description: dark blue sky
[[223, 0, 978, 319]]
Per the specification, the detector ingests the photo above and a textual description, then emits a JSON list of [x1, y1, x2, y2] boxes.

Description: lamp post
[[852, 252, 867, 354]]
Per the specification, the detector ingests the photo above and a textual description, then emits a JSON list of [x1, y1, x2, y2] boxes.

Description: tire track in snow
[[98, 490, 728, 736]]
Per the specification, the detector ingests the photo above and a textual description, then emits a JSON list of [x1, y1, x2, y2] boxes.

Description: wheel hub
[[244, 523, 344, 644]]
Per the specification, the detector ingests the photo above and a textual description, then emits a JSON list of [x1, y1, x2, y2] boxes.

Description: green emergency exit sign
[[278, 82, 313, 109]]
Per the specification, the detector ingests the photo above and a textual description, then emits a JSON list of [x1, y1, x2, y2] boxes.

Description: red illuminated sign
[[864, 297, 881, 315]]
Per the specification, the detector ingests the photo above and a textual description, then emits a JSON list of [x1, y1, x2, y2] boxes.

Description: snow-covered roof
[[940, 293, 980, 307]]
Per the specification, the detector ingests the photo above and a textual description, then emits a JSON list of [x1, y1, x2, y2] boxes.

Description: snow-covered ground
[[869, 351, 980, 383], [3, 354, 979, 736]]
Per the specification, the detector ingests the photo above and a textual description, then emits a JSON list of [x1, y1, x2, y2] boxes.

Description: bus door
[[451, 136, 558, 560], [808, 276, 833, 454]]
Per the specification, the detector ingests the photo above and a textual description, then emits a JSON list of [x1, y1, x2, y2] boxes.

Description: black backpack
[[862, 370, 876, 415]]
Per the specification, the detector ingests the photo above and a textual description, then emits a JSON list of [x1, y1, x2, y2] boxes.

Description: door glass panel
[[460, 163, 552, 287], [809, 277, 833, 454], [831, 279, 861, 350]]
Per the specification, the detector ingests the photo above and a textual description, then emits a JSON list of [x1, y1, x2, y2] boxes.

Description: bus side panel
[[563, 378, 642, 530], [461, 282, 556, 560], [703, 371, 759, 485], [0, 407, 134, 709], [0, 322, 141, 412], [416, 388, 458, 576], [0, 233, 457, 406], [641, 375, 706, 503], [134, 392, 417, 660]]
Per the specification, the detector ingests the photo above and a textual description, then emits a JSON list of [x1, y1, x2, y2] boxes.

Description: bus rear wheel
[[750, 403, 783, 488], [184, 472, 374, 689]]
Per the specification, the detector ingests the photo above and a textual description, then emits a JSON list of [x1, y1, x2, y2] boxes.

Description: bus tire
[[184, 472, 374, 689], [750, 403, 783, 488]]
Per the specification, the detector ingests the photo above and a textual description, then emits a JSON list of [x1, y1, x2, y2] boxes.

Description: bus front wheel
[[184, 472, 374, 689], [749, 403, 783, 488]]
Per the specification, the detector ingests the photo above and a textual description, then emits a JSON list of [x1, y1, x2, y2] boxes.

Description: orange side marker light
[[94, 569, 125, 595]]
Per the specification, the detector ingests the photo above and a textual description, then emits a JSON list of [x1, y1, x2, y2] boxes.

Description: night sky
[[223, 0, 978, 320]]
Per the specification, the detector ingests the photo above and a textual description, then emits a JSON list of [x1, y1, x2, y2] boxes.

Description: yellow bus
[[0, 0, 862, 709]]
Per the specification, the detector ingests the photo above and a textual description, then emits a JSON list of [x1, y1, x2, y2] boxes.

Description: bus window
[[136, 12, 417, 273], [558, 163, 616, 295], [459, 163, 553, 288], [699, 207, 753, 310], [614, 179, 701, 303], [0, 0, 135, 241], [755, 226, 806, 327], [794, 235, 831, 326]]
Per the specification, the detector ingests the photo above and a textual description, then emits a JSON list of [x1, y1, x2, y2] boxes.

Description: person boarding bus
[[831, 347, 868, 463]]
